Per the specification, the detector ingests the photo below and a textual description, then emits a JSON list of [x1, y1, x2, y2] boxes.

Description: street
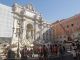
[[0, 52, 75, 60]]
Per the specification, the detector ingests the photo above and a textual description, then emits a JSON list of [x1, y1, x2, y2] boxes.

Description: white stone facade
[[12, 3, 51, 48], [0, 3, 54, 49]]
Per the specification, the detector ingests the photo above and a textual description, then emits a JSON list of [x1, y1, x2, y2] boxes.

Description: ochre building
[[51, 14, 80, 42]]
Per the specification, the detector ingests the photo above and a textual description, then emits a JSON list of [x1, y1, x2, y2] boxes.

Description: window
[[73, 34, 74, 37], [26, 24, 33, 39], [78, 33, 80, 36], [71, 24, 74, 27], [67, 25, 69, 28], [64, 36, 66, 38], [56, 36, 58, 39], [16, 34, 17, 37], [60, 36, 62, 38]]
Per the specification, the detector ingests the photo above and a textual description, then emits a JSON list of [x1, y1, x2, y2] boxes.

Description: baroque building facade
[[12, 3, 54, 48]]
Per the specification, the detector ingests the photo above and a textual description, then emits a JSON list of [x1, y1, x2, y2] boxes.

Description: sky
[[0, 0, 80, 23]]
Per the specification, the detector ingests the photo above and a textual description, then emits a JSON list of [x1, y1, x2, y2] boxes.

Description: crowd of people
[[3, 41, 80, 60], [3, 44, 66, 60], [3, 45, 33, 60], [38, 44, 66, 60], [70, 40, 80, 60]]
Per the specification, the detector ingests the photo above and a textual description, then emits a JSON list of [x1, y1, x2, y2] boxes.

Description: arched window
[[26, 24, 33, 39]]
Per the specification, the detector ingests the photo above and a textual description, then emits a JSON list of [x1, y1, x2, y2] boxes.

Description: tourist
[[52, 44, 58, 56], [50, 44, 53, 55], [7, 47, 15, 60], [38, 45, 43, 60], [42, 45, 48, 60], [20, 45, 28, 60]]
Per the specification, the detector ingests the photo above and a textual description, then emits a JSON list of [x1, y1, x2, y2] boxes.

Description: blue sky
[[0, 0, 80, 23]]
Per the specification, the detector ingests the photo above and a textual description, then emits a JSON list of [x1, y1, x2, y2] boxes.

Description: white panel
[[0, 4, 13, 37]]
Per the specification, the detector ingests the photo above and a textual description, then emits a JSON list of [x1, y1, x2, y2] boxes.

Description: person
[[7, 47, 15, 60], [20, 45, 28, 60], [59, 45, 63, 55], [50, 44, 53, 55], [52, 44, 58, 56], [59, 44, 66, 55], [42, 45, 48, 60], [38, 45, 43, 60], [77, 50, 80, 60], [76, 41, 80, 51], [47, 44, 50, 56], [76, 41, 80, 60]]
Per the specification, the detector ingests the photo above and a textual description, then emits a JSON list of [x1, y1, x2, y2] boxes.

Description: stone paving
[[0, 53, 74, 60]]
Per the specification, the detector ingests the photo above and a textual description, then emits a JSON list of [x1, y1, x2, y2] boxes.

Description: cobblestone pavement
[[0, 53, 75, 60]]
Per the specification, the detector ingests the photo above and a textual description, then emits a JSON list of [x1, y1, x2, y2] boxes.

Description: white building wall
[[0, 4, 13, 37]]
